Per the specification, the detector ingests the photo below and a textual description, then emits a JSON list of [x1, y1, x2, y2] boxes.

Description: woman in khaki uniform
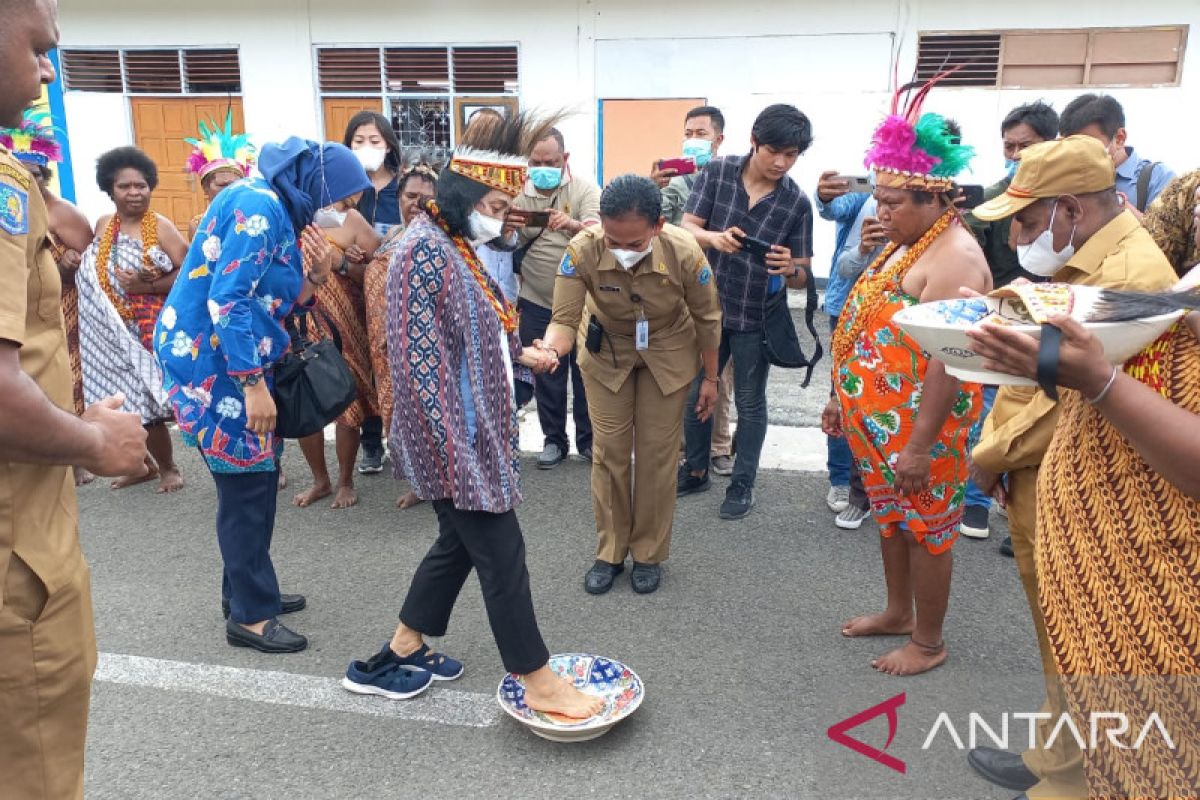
[[538, 175, 722, 595]]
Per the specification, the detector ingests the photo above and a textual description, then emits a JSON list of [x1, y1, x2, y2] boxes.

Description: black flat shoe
[[584, 560, 624, 595], [225, 618, 308, 653], [630, 562, 661, 594], [999, 536, 1014, 557], [222, 593, 306, 620], [966, 747, 1038, 792]]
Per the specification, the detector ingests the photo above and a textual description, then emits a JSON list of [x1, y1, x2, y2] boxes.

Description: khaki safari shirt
[[547, 223, 722, 397], [514, 175, 601, 309], [0, 145, 80, 600], [973, 210, 1178, 473]]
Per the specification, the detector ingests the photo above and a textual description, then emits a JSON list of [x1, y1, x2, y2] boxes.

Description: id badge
[[635, 314, 649, 351]]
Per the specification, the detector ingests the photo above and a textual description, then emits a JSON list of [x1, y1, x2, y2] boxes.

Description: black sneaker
[[676, 464, 710, 496], [719, 481, 755, 520], [960, 504, 991, 539], [358, 443, 385, 475], [537, 442, 566, 470]]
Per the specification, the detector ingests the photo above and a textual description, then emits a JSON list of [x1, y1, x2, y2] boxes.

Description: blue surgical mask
[[682, 138, 713, 167], [529, 166, 563, 191], [1005, 159, 1019, 180]]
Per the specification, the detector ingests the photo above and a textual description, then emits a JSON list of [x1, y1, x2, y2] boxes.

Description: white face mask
[[468, 209, 505, 246], [611, 245, 653, 270], [313, 206, 348, 229], [1017, 200, 1076, 277], [353, 146, 387, 172]]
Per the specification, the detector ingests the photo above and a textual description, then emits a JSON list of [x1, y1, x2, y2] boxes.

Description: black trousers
[[517, 298, 592, 452], [400, 500, 550, 675], [213, 469, 282, 624]]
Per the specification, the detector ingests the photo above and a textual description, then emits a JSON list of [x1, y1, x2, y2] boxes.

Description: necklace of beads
[[95, 213, 158, 324]]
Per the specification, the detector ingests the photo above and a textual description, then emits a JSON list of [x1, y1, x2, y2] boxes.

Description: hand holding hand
[[79, 393, 150, 477]]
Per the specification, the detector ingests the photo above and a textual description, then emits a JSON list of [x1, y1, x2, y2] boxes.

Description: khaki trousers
[[709, 360, 735, 457], [0, 555, 96, 800], [1008, 467, 1088, 800], [584, 364, 689, 565]]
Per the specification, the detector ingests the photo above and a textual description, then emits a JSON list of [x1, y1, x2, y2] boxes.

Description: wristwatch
[[237, 372, 263, 388]]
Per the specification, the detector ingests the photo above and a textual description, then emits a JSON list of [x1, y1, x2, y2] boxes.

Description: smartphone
[[959, 184, 985, 210], [834, 175, 874, 193], [657, 157, 697, 176], [733, 231, 772, 259], [523, 210, 551, 227]]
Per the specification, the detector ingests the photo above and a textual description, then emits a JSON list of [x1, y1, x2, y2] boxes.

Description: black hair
[[398, 166, 437, 195], [435, 171, 489, 237], [686, 105, 725, 134], [1059, 93, 1125, 139], [599, 174, 662, 224], [535, 127, 566, 153], [750, 104, 813, 154], [1000, 101, 1059, 141], [95, 146, 158, 196], [343, 110, 403, 172]]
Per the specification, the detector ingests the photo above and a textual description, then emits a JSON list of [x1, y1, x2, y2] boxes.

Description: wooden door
[[599, 98, 705, 186], [131, 96, 245, 233], [322, 97, 384, 143]]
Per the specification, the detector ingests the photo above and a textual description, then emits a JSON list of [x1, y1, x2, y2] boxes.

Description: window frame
[[60, 45, 244, 96]]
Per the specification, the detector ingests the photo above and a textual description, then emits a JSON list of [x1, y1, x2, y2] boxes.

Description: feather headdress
[[447, 110, 566, 196], [865, 68, 975, 193], [185, 110, 256, 181], [0, 105, 62, 167]]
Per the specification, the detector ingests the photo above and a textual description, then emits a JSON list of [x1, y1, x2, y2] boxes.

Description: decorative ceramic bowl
[[893, 286, 1185, 386], [496, 653, 644, 742]]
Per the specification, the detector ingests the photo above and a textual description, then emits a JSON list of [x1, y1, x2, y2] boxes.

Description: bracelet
[[703, 376, 720, 385], [1086, 366, 1119, 405]]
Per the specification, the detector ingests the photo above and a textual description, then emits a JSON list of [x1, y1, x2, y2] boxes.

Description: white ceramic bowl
[[496, 653, 644, 742], [893, 288, 1184, 386]]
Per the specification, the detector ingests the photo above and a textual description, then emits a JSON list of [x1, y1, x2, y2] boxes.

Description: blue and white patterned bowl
[[894, 290, 1183, 386], [496, 653, 644, 742]]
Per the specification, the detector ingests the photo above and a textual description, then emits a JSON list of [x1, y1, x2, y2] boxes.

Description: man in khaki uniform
[[514, 128, 602, 468], [539, 176, 721, 595], [0, 2, 148, 797], [965, 136, 1179, 800]]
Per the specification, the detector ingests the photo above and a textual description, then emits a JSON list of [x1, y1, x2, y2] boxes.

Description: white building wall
[[58, 0, 1199, 264]]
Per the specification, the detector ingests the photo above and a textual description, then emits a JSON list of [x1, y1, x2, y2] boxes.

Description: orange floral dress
[[832, 236, 982, 555]]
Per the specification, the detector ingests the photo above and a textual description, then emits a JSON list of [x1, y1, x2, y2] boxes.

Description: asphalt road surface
[[80, 434, 1043, 800]]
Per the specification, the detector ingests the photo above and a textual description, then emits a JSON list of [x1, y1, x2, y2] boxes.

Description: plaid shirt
[[684, 154, 813, 331]]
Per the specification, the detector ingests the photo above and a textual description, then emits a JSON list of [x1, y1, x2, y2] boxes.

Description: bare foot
[[277, 472, 288, 491], [293, 482, 332, 508], [523, 669, 605, 720], [74, 466, 95, 486], [872, 639, 947, 676], [156, 467, 184, 494], [841, 611, 914, 638], [111, 458, 158, 490], [396, 490, 423, 509], [331, 485, 358, 509]]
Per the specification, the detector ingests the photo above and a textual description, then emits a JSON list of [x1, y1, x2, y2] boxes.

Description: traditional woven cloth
[[310, 249, 377, 429], [50, 238, 85, 415], [832, 223, 982, 554], [76, 235, 172, 423], [1037, 324, 1200, 799], [364, 226, 406, 430]]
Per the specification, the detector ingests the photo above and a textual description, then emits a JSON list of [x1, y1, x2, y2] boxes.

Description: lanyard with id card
[[635, 305, 649, 351]]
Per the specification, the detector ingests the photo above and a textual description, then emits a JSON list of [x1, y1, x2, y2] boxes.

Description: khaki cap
[[972, 135, 1116, 221]]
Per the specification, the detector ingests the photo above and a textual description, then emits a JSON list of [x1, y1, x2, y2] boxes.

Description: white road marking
[[95, 652, 499, 728]]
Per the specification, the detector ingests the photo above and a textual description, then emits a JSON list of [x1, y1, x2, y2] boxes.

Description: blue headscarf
[[257, 137, 371, 234]]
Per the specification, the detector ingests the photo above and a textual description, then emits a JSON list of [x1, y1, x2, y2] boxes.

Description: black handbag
[[271, 311, 357, 439], [761, 261, 823, 386]]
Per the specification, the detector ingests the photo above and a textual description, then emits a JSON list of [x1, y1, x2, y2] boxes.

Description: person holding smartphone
[[677, 104, 814, 520]]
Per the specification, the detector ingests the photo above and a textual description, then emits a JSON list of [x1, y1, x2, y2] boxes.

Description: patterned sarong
[[76, 235, 173, 423], [832, 250, 981, 554], [51, 239, 85, 415], [1038, 324, 1200, 799], [311, 267, 377, 429], [364, 227, 405, 430]]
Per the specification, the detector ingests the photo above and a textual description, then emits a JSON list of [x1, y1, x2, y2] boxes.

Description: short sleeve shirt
[[0, 146, 80, 595], [683, 154, 813, 331]]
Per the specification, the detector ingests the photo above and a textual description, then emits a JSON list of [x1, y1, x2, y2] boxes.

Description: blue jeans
[[684, 328, 770, 488], [964, 384, 999, 509], [825, 315, 853, 486]]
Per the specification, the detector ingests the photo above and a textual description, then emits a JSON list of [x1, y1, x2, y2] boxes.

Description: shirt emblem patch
[[0, 183, 29, 235], [558, 251, 576, 277], [698, 265, 713, 285]]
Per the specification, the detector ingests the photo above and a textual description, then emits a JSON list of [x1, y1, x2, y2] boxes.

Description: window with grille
[[60, 48, 242, 94], [916, 26, 1187, 89], [316, 45, 519, 96]]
